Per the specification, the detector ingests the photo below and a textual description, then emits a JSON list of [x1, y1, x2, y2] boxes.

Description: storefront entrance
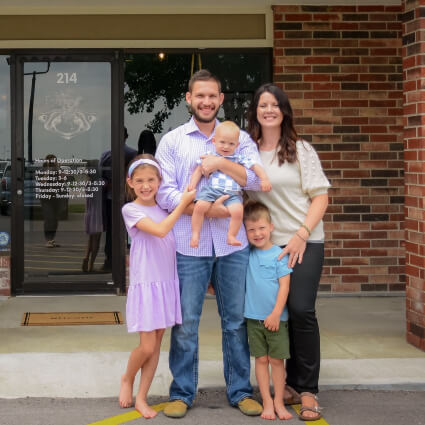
[[10, 52, 126, 294], [3, 49, 271, 295]]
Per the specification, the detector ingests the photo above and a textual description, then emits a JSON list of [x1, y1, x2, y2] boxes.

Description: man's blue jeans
[[169, 246, 253, 407]]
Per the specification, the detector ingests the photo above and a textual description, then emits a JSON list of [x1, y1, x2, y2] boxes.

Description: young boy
[[243, 201, 293, 421], [189, 120, 271, 248]]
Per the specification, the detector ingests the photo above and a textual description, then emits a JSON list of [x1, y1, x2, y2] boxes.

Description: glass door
[[11, 53, 125, 294]]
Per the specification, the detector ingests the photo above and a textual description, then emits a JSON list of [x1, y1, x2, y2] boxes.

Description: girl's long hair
[[247, 84, 298, 164], [125, 154, 161, 201]]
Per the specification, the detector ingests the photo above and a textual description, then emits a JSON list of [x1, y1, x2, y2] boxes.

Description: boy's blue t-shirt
[[244, 245, 292, 321]]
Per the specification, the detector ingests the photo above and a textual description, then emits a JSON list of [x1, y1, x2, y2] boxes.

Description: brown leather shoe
[[237, 397, 263, 416], [163, 400, 188, 418]]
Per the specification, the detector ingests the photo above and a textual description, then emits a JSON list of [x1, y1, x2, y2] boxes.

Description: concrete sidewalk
[[0, 295, 424, 398]]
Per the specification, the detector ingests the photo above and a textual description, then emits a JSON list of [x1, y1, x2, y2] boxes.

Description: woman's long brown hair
[[247, 84, 298, 165]]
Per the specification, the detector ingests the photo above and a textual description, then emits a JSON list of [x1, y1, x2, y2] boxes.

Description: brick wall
[[273, 4, 405, 293], [402, 0, 425, 351]]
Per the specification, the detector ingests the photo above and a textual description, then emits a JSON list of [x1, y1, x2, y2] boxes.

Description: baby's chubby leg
[[190, 200, 212, 248], [226, 202, 243, 246]]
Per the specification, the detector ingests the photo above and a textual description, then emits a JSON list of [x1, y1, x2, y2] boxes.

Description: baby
[[189, 120, 271, 248]]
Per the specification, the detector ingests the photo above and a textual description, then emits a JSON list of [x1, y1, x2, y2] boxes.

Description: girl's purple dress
[[121, 202, 182, 332]]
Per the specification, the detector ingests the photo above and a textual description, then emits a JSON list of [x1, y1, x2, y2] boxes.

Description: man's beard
[[190, 106, 220, 123]]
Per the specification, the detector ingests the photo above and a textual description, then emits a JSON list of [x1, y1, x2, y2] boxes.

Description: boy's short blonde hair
[[243, 200, 272, 223]]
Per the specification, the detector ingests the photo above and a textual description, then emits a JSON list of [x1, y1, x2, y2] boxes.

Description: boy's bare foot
[[135, 397, 158, 419], [190, 236, 199, 248], [119, 375, 133, 408], [227, 235, 242, 246], [274, 399, 293, 420], [261, 399, 276, 420]]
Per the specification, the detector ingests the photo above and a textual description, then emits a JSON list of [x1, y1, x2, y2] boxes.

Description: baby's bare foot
[[261, 399, 276, 420], [274, 399, 293, 420], [135, 397, 157, 419], [227, 236, 242, 246], [119, 375, 133, 408]]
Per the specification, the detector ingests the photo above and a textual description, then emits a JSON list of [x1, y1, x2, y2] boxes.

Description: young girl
[[119, 154, 196, 418]]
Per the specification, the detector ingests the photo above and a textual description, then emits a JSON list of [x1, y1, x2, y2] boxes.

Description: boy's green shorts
[[246, 318, 290, 359]]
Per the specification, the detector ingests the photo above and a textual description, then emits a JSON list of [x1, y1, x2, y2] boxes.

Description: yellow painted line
[[87, 402, 168, 425], [292, 404, 329, 425]]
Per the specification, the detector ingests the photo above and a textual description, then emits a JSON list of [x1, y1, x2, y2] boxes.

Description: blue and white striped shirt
[[156, 117, 261, 257], [197, 151, 256, 192]]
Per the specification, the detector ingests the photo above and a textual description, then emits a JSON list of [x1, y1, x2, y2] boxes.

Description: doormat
[[21, 311, 124, 326]]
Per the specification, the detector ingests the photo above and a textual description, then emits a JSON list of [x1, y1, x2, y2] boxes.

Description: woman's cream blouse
[[246, 140, 331, 246]]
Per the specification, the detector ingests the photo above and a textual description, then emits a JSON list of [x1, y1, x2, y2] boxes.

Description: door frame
[[10, 50, 126, 295]]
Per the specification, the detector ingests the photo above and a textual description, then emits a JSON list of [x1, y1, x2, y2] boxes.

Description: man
[[156, 69, 262, 418], [99, 127, 136, 271]]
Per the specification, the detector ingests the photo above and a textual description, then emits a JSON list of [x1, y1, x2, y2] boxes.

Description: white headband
[[128, 159, 162, 178]]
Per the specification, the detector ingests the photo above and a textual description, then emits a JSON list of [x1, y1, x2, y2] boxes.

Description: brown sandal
[[299, 392, 322, 421], [284, 385, 301, 405]]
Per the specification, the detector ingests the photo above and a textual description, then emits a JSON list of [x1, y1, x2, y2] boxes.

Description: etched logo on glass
[[38, 92, 96, 140]]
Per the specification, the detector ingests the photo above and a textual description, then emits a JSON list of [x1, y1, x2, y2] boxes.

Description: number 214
[[57, 72, 77, 84]]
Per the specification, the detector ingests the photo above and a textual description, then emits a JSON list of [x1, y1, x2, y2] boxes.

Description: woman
[[137, 130, 157, 156], [246, 84, 330, 421], [40, 154, 63, 248]]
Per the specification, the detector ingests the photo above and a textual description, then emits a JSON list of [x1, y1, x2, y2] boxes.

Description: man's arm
[[156, 136, 229, 217], [155, 134, 183, 212], [238, 131, 262, 190], [180, 194, 230, 218], [200, 131, 262, 190], [200, 155, 247, 186]]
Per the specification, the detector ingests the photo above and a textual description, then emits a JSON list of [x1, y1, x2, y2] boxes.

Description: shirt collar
[[184, 116, 219, 141]]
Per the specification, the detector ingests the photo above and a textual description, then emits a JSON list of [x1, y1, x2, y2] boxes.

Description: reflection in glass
[[23, 62, 112, 284], [124, 51, 271, 150], [0, 56, 11, 245]]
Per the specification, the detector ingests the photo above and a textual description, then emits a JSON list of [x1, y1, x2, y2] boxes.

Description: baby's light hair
[[243, 200, 272, 223], [126, 154, 161, 201], [216, 120, 240, 139]]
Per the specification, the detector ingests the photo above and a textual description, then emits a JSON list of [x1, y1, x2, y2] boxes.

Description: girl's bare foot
[[135, 397, 158, 419], [274, 400, 293, 420], [227, 235, 242, 246], [119, 375, 133, 408], [261, 399, 276, 420]]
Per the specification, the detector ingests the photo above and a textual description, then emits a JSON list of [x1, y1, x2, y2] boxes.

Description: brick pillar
[[403, 0, 425, 351], [273, 5, 404, 293]]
